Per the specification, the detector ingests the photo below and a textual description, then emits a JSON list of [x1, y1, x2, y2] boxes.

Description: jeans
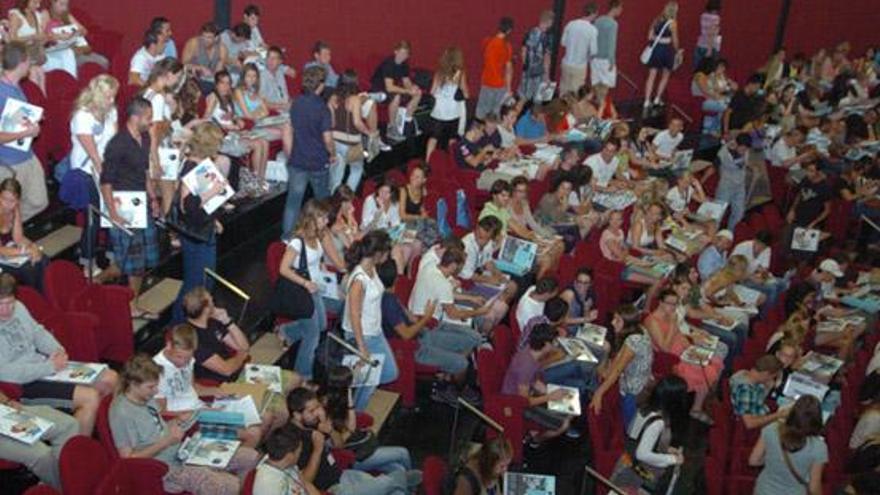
[[620, 392, 638, 432], [352, 446, 412, 474], [282, 294, 344, 379], [79, 178, 100, 263], [332, 469, 410, 495], [330, 142, 365, 194], [701, 99, 727, 136], [172, 234, 217, 323], [543, 359, 598, 402], [743, 278, 788, 315], [715, 180, 746, 230], [347, 332, 399, 411], [416, 322, 483, 374], [282, 167, 330, 237]]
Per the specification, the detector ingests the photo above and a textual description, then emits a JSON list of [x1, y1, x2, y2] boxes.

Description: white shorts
[[590, 59, 617, 88]]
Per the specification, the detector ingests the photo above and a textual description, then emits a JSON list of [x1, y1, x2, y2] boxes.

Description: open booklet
[[243, 364, 282, 393], [688, 200, 728, 224], [557, 337, 599, 364], [211, 395, 262, 427], [791, 227, 821, 252], [178, 432, 241, 468], [799, 351, 844, 382], [0, 404, 54, 445], [680, 334, 720, 366], [503, 472, 556, 495], [0, 98, 43, 152], [100, 191, 148, 229], [546, 384, 581, 417], [43, 362, 108, 385], [180, 158, 235, 214], [575, 323, 608, 349]]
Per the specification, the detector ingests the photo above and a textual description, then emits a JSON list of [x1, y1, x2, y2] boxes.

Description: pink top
[[697, 13, 721, 50], [600, 227, 626, 262]]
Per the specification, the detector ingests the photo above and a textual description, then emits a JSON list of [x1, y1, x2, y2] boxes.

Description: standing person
[[109, 354, 260, 495], [714, 134, 752, 231], [592, 0, 623, 89], [253, 429, 321, 495], [67, 75, 119, 276], [694, 0, 722, 70], [329, 71, 376, 194], [140, 57, 184, 217], [518, 10, 554, 102], [425, 46, 468, 162], [559, 3, 598, 95], [43, 0, 110, 70], [370, 41, 421, 143], [100, 97, 160, 320], [170, 123, 227, 323], [282, 66, 334, 236], [0, 41, 47, 222], [749, 395, 827, 495], [342, 230, 397, 411], [475, 16, 514, 120], [642, 1, 680, 109]]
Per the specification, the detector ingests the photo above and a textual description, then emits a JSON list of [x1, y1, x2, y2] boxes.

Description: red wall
[[783, 0, 877, 56]]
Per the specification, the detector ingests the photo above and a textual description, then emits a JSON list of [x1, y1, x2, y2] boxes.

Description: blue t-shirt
[[288, 93, 331, 171], [381, 292, 411, 339], [0, 81, 35, 165], [163, 38, 178, 59], [514, 111, 547, 140]]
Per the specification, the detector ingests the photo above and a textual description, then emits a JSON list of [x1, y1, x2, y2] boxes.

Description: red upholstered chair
[[60, 436, 111, 495], [476, 348, 528, 463], [242, 469, 257, 495], [586, 387, 624, 477], [651, 351, 680, 378], [95, 458, 173, 495], [422, 456, 448, 495], [16, 285, 55, 323], [0, 383, 23, 471], [266, 241, 286, 286], [96, 394, 120, 460], [78, 63, 107, 84], [23, 485, 61, 495], [18, 285, 100, 362]]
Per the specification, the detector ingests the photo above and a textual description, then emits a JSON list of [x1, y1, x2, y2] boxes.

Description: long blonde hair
[[660, 1, 678, 22], [293, 199, 330, 241], [436, 47, 464, 84], [185, 122, 224, 159], [72, 74, 119, 122]]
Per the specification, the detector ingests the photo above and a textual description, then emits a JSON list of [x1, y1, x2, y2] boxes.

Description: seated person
[[0, 389, 78, 490], [501, 323, 572, 440], [650, 117, 685, 161], [449, 437, 512, 495], [0, 273, 116, 435], [515, 277, 559, 334], [253, 428, 321, 495], [454, 120, 496, 171], [360, 179, 401, 231], [181, 22, 227, 94], [585, 138, 628, 192], [536, 173, 598, 240], [627, 202, 674, 260], [153, 324, 282, 447], [369, 41, 421, 142], [731, 230, 789, 306], [460, 216, 518, 297], [513, 104, 549, 142], [728, 355, 789, 429], [285, 388, 422, 494], [128, 30, 165, 86], [697, 229, 733, 280], [220, 23, 256, 76], [109, 355, 260, 495], [599, 210, 661, 285], [593, 83, 618, 120], [559, 267, 599, 327], [482, 113, 518, 160], [260, 46, 296, 112], [702, 254, 768, 311], [784, 160, 833, 256], [0, 178, 47, 291], [665, 171, 707, 218]]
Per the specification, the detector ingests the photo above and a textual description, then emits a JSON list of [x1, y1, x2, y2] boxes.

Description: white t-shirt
[[144, 89, 171, 123], [253, 462, 308, 495], [665, 185, 693, 213], [409, 263, 455, 320], [461, 232, 495, 280], [561, 19, 598, 68], [652, 130, 684, 159], [731, 241, 771, 276], [769, 138, 797, 168], [153, 351, 203, 412], [69, 108, 118, 175], [286, 237, 323, 279], [584, 153, 619, 188], [360, 195, 401, 231], [418, 246, 442, 274], [515, 286, 545, 331], [249, 25, 265, 49], [129, 47, 165, 81]]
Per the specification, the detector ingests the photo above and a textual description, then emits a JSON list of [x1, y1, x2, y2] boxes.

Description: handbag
[[58, 155, 92, 210], [622, 414, 676, 494], [640, 20, 672, 65], [344, 142, 365, 164], [344, 429, 380, 461], [269, 238, 315, 320]]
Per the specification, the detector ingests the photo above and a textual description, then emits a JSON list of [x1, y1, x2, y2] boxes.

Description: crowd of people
[[0, 0, 878, 494]]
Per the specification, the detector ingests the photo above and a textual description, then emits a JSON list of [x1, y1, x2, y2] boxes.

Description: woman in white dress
[[7, 0, 47, 93]]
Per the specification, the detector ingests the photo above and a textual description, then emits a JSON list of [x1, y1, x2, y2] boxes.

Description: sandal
[[131, 308, 159, 321]]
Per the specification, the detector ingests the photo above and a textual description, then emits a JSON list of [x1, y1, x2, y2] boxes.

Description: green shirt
[[479, 202, 511, 235]]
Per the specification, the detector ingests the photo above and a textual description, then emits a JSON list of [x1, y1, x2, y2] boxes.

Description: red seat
[[266, 241, 286, 286], [476, 348, 528, 463], [422, 456, 448, 495], [60, 436, 111, 495], [652, 351, 680, 378], [95, 458, 174, 495], [23, 486, 61, 495], [96, 394, 119, 460], [18, 285, 100, 362], [242, 469, 256, 495], [78, 63, 107, 84]]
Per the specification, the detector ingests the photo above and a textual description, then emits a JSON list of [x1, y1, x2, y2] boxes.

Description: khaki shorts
[[560, 63, 587, 95]]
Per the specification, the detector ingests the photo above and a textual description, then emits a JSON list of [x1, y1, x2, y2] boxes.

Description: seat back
[[266, 241, 286, 286], [476, 349, 508, 397], [44, 260, 88, 311], [422, 456, 448, 495], [95, 458, 169, 495], [16, 285, 56, 324], [96, 394, 120, 460], [60, 436, 111, 495], [242, 469, 257, 495], [23, 485, 61, 495]]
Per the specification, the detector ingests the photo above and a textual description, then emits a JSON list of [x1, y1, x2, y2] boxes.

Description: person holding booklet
[[0, 41, 48, 222], [171, 122, 229, 323], [110, 354, 260, 495], [0, 178, 47, 291], [101, 97, 161, 319], [0, 388, 78, 490], [253, 428, 321, 495], [0, 273, 117, 434]]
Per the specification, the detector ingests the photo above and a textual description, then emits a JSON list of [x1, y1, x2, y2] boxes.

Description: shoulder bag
[[269, 238, 316, 320], [640, 21, 672, 65]]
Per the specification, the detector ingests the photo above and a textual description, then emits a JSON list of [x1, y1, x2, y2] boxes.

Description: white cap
[[819, 259, 844, 278], [717, 229, 733, 241]]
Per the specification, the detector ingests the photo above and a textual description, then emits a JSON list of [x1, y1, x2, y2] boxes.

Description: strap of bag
[[780, 434, 809, 487], [648, 20, 672, 52], [630, 413, 664, 468], [294, 237, 311, 280]]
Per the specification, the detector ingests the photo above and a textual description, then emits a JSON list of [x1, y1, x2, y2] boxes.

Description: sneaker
[[565, 426, 583, 439], [386, 131, 407, 144], [378, 138, 392, 152], [82, 263, 102, 279], [643, 100, 652, 109], [653, 98, 665, 107], [367, 92, 387, 103]]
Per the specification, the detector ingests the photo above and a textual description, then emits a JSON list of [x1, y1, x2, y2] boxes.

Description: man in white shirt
[[584, 138, 622, 191], [409, 249, 492, 330], [559, 3, 598, 95], [253, 428, 318, 495], [514, 278, 559, 331], [260, 46, 296, 112], [651, 118, 684, 160], [128, 31, 166, 86], [731, 231, 789, 307]]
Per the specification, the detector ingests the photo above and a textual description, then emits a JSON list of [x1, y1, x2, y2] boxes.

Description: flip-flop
[[131, 309, 159, 321]]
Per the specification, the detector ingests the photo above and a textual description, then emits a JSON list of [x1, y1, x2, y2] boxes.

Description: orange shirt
[[481, 35, 513, 88]]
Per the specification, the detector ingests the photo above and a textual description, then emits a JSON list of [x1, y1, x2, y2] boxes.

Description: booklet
[[243, 364, 282, 393], [691, 200, 728, 224], [782, 372, 830, 401], [799, 351, 844, 381], [211, 395, 262, 427], [0, 253, 29, 268], [0, 98, 43, 152], [101, 191, 148, 229], [315, 269, 341, 301], [495, 236, 538, 277], [178, 433, 241, 468], [546, 384, 580, 417], [670, 149, 693, 171], [0, 404, 54, 445], [158, 147, 182, 180], [680, 345, 714, 366], [43, 362, 108, 385], [732, 284, 764, 307], [791, 227, 821, 252], [575, 323, 607, 349], [503, 472, 556, 495], [557, 337, 598, 364], [343, 354, 385, 388], [180, 158, 234, 214]]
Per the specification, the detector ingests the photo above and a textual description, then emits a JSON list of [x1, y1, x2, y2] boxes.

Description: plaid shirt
[[729, 371, 770, 417]]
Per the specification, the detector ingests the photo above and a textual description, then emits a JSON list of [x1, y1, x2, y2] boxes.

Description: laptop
[[495, 236, 538, 277]]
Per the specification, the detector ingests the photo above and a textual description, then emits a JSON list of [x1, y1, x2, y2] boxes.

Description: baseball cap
[[717, 229, 733, 241], [819, 259, 844, 278]]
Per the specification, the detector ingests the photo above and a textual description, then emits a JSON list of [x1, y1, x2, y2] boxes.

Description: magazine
[[791, 227, 821, 252], [0, 253, 29, 268], [782, 372, 830, 401], [180, 158, 234, 214], [315, 269, 341, 301], [575, 323, 607, 348], [158, 147, 182, 180], [0, 404, 54, 445], [503, 472, 556, 495], [536, 81, 557, 102], [732, 285, 764, 307], [671, 149, 694, 171], [47, 25, 86, 51], [343, 354, 385, 388], [43, 362, 108, 385], [799, 351, 844, 381], [0, 98, 43, 152], [100, 191, 148, 229], [243, 364, 282, 393], [496, 236, 538, 277], [178, 433, 241, 468], [557, 337, 598, 364], [546, 384, 580, 417], [592, 190, 637, 211], [211, 395, 262, 427], [680, 345, 714, 366], [691, 200, 728, 224]]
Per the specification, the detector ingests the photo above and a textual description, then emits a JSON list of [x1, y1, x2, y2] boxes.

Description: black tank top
[[403, 185, 423, 216]]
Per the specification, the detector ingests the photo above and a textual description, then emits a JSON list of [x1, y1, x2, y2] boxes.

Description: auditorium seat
[[22, 485, 60, 495], [60, 436, 111, 495], [422, 456, 448, 495], [476, 348, 528, 463], [95, 458, 176, 495]]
